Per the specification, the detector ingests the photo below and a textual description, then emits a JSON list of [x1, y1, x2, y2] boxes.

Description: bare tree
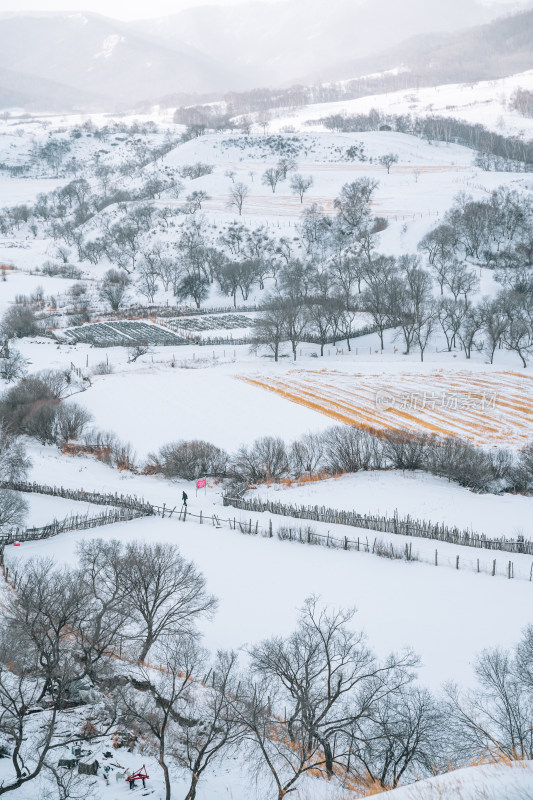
[[262, 167, 284, 194], [152, 440, 228, 480], [282, 296, 308, 361], [232, 598, 417, 800], [334, 178, 379, 237], [136, 258, 160, 303], [127, 343, 151, 363], [121, 542, 217, 662], [445, 641, 533, 762], [436, 296, 465, 351], [174, 651, 242, 800], [443, 260, 479, 304], [415, 305, 438, 362], [290, 174, 314, 203], [276, 158, 298, 180], [457, 304, 483, 359], [75, 539, 132, 681], [183, 190, 210, 213], [253, 299, 287, 362], [378, 153, 399, 174], [361, 257, 400, 349], [290, 432, 326, 477], [0, 419, 31, 482], [227, 182, 249, 217], [118, 637, 204, 800], [232, 436, 290, 483], [0, 489, 28, 529], [99, 269, 131, 311], [501, 292, 533, 368], [0, 626, 103, 797], [1, 306, 41, 339], [175, 272, 210, 309], [53, 403, 92, 443], [346, 686, 445, 791]]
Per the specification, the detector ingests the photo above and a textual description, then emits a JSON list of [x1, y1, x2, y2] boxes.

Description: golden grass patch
[[238, 369, 533, 446]]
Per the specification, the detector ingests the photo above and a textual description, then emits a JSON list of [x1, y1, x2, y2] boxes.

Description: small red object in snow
[[13, 542, 20, 547], [125, 765, 149, 783]]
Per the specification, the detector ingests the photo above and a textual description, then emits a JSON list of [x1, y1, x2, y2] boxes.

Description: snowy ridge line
[[0, 507, 143, 548], [0, 481, 154, 514], [223, 496, 533, 555]]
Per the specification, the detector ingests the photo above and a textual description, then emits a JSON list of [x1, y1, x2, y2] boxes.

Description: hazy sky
[[0, 0, 282, 20], [0, 0, 523, 21]]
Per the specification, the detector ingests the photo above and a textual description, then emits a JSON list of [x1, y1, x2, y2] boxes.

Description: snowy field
[[248, 470, 533, 541], [8, 509, 533, 692], [22, 492, 106, 528], [2, 446, 530, 693]]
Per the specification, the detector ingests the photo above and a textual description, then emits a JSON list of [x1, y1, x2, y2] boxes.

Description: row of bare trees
[[149, 425, 533, 495]]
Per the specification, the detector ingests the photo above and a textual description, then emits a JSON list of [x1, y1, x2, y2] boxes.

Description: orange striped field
[[238, 369, 533, 447]]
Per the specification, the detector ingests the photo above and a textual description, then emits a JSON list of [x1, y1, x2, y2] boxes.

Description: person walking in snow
[[182, 491, 188, 508]]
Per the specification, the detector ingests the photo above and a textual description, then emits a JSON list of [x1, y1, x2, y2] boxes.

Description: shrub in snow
[[0, 488, 28, 529], [1, 305, 41, 339], [151, 440, 228, 481], [232, 436, 290, 483]]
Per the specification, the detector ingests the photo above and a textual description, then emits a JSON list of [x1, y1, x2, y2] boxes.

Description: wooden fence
[[0, 481, 155, 552], [157, 506, 529, 581], [0, 507, 145, 549], [222, 495, 533, 555], [0, 481, 154, 514]]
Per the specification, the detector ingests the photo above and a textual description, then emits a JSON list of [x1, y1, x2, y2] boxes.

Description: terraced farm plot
[[57, 321, 189, 347], [164, 314, 253, 332], [239, 369, 533, 447]]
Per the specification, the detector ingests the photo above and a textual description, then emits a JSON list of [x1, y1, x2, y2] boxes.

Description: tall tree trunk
[[184, 773, 199, 800]]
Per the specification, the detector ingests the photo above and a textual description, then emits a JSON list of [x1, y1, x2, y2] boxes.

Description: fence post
[[492, 559, 496, 577], [435, 549, 438, 566], [269, 519, 273, 538], [456, 555, 459, 570], [200, 511, 203, 525]]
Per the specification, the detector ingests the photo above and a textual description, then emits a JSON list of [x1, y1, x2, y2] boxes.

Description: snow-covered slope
[[371, 759, 533, 800], [266, 71, 533, 138]]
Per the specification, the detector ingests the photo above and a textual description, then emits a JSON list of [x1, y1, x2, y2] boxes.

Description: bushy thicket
[[0, 371, 92, 445], [0, 418, 31, 528], [150, 425, 532, 495], [150, 440, 228, 480]]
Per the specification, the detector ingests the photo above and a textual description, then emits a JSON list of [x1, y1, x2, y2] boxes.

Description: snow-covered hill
[[265, 71, 533, 138]]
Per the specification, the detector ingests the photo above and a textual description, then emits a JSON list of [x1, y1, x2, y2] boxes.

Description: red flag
[[196, 478, 206, 489]]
